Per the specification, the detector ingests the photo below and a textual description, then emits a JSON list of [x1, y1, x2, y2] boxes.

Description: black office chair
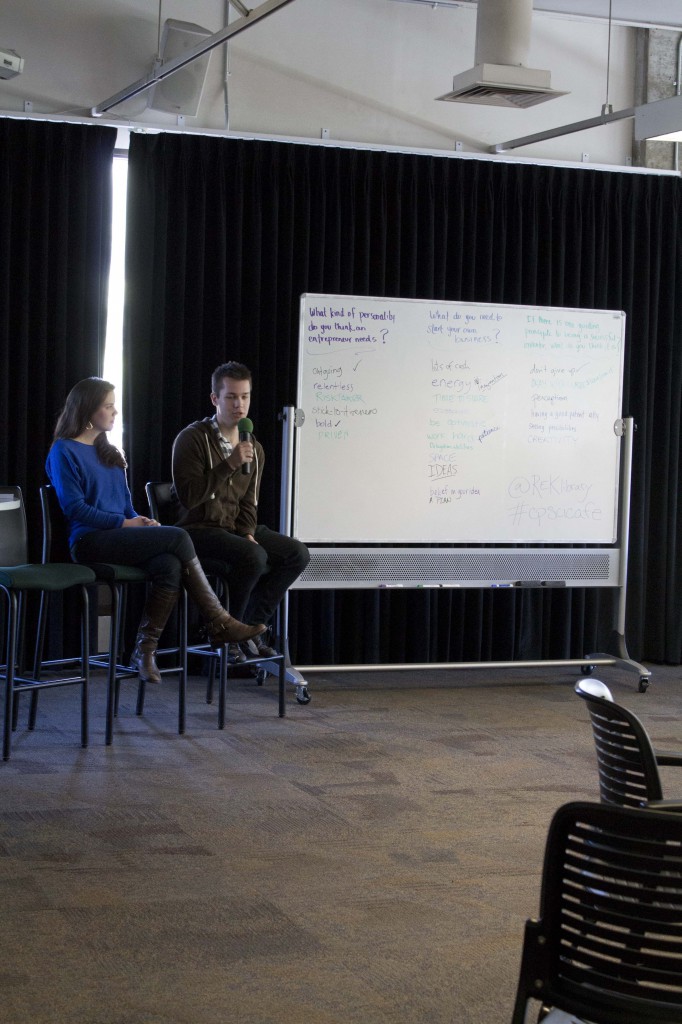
[[38, 484, 188, 742], [0, 485, 96, 760], [511, 800, 682, 1024], [146, 481, 285, 726], [575, 678, 682, 810]]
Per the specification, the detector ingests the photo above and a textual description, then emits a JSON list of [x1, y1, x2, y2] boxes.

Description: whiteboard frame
[[276, 410, 650, 692]]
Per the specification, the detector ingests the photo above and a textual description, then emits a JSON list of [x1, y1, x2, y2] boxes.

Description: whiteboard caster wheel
[[295, 684, 311, 705], [638, 676, 649, 693], [580, 663, 595, 676]]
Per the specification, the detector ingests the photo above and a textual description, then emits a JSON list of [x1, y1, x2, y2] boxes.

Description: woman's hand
[[122, 516, 160, 527]]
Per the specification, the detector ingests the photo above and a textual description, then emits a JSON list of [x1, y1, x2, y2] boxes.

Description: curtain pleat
[[0, 119, 116, 660], [0, 118, 116, 556], [124, 134, 682, 666]]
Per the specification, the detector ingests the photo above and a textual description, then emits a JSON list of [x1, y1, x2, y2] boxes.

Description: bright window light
[[103, 155, 128, 452]]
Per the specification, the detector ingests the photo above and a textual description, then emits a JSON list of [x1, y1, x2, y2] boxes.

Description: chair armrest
[[654, 749, 682, 767], [644, 798, 682, 812]]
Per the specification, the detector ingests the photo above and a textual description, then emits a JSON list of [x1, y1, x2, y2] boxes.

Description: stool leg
[[26, 590, 49, 731], [32, 591, 50, 681], [178, 590, 187, 735], [3, 592, 19, 761], [80, 585, 90, 749], [12, 592, 25, 731], [218, 644, 228, 730], [105, 583, 120, 746], [278, 654, 286, 718], [28, 690, 38, 730], [206, 658, 216, 704]]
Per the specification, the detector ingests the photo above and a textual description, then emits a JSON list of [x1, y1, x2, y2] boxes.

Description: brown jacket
[[171, 418, 264, 535]]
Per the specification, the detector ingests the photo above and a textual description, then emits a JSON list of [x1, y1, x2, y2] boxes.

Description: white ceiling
[[2, 0, 681, 165], [390, 0, 682, 30], [532, 0, 682, 30]]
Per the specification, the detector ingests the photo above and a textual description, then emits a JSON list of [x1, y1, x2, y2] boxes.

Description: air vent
[[435, 0, 568, 109], [437, 63, 567, 108]]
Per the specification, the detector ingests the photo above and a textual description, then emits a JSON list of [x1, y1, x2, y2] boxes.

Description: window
[[102, 154, 128, 451]]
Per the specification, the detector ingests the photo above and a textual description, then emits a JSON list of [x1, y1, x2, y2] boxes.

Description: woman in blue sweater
[[46, 377, 265, 684]]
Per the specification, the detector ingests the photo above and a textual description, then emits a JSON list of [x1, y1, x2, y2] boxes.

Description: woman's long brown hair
[[52, 377, 126, 469]]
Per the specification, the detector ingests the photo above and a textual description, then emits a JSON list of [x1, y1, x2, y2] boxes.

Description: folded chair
[[0, 486, 96, 760], [575, 678, 682, 810], [511, 800, 682, 1024], [38, 484, 188, 743], [146, 481, 285, 726]]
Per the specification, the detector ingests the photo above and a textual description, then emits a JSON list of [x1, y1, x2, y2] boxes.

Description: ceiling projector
[[0, 49, 24, 80]]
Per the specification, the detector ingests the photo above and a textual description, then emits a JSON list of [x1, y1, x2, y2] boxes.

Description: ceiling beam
[[491, 105, 635, 152]]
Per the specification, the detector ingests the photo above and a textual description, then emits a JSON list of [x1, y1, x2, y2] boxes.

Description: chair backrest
[[39, 484, 73, 564], [513, 800, 682, 1024], [146, 481, 184, 526], [512, 800, 682, 1024], [576, 676, 614, 701], [575, 680, 663, 806], [0, 486, 28, 566]]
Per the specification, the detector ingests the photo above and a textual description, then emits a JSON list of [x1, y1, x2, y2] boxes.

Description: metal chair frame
[[575, 679, 682, 810], [146, 481, 285, 725], [38, 484, 188, 742], [512, 800, 682, 1024], [0, 485, 95, 760]]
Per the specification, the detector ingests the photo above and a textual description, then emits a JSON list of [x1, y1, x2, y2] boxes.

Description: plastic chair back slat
[[512, 801, 682, 1024]]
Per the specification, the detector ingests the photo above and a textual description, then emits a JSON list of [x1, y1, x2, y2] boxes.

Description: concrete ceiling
[[388, 1, 682, 31], [533, 1, 682, 30], [2, 0, 682, 164]]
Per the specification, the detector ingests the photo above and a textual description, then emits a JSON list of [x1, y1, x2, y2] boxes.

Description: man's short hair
[[211, 361, 252, 395]]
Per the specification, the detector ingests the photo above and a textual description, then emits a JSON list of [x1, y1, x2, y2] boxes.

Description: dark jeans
[[73, 525, 196, 591], [186, 525, 309, 624]]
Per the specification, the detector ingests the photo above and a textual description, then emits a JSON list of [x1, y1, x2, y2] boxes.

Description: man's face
[[211, 376, 252, 430]]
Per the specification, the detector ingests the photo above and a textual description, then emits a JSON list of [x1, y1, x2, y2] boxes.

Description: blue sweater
[[46, 439, 138, 549]]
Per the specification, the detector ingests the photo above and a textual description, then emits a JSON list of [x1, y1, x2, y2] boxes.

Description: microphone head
[[237, 417, 254, 433]]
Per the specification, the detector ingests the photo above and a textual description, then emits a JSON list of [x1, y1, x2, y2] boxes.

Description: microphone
[[237, 417, 254, 475]]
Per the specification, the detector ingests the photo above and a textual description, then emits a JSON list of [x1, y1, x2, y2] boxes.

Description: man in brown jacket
[[171, 361, 309, 658]]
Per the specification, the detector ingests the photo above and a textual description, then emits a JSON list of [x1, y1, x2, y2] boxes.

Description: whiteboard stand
[[279, 409, 651, 694], [271, 405, 312, 706], [582, 416, 650, 692]]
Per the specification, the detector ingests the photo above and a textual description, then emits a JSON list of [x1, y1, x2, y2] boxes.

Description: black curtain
[[0, 118, 117, 557], [124, 133, 682, 666]]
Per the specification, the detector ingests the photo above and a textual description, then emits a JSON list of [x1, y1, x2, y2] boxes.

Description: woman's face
[[90, 391, 118, 433]]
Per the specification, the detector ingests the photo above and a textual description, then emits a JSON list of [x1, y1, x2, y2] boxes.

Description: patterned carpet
[[0, 661, 679, 1024]]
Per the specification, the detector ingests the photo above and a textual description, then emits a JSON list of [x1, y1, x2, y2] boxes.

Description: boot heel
[[129, 643, 162, 684], [205, 616, 266, 648]]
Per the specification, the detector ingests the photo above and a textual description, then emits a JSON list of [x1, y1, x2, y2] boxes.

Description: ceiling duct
[[436, 0, 567, 108]]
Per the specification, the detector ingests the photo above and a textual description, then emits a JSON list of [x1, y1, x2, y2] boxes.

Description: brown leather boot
[[182, 557, 266, 648], [129, 586, 179, 684]]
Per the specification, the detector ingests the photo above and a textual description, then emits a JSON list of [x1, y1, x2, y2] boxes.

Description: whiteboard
[[293, 294, 625, 544]]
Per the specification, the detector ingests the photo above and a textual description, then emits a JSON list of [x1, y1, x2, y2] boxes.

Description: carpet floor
[[0, 659, 679, 1024]]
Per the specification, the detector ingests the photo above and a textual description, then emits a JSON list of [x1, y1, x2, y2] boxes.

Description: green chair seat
[[82, 562, 148, 584], [0, 563, 96, 590], [1, 485, 92, 760]]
